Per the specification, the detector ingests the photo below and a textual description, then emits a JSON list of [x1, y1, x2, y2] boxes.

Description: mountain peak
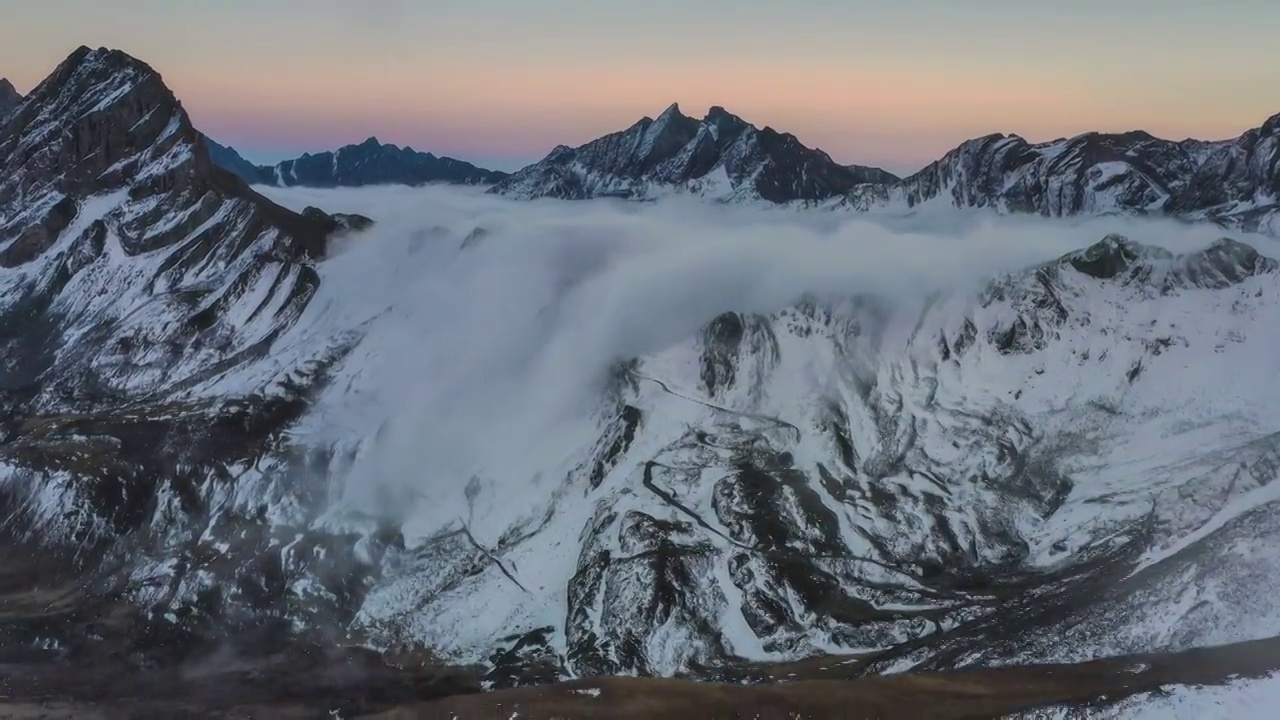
[[1262, 111, 1280, 135], [0, 77, 21, 117], [704, 105, 748, 130], [359, 136, 382, 149], [1, 44, 342, 262], [492, 101, 895, 202]]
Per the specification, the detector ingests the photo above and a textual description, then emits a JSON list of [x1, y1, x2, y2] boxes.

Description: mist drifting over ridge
[[256, 184, 1272, 537]]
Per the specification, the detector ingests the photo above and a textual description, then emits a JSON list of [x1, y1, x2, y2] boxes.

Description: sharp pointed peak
[[658, 102, 685, 118]]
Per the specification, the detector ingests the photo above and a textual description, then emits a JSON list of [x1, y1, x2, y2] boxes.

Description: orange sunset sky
[[3, 0, 1277, 173]]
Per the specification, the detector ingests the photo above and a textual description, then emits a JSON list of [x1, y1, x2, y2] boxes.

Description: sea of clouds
[[256, 184, 1275, 531]]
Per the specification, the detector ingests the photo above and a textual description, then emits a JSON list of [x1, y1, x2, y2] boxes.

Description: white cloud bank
[[257, 185, 1280, 529]]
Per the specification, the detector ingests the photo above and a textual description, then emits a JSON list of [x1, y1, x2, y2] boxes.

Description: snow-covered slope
[[283, 223, 1280, 687], [491, 103, 898, 203], [845, 115, 1280, 235]]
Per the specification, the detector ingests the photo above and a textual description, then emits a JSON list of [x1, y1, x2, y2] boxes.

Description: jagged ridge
[[844, 115, 1280, 234], [490, 102, 898, 203], [204, 134, 509, 188]]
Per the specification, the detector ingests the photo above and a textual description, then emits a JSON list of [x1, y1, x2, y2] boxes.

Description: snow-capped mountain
[[204, 136, 510, 188], [490, 103, 899, 203], [846, 115, 1280, 234], [0, 46, 382, 664], [4, 44, 1280, 716], [0, 78, 22, 120]]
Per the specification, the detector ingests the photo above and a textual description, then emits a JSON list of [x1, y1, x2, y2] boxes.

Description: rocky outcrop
[[490, 103, 899, 203], [0, 78, 21, 120]]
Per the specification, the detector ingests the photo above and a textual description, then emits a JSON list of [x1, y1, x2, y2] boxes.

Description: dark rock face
[[0, 78, 21, 120], [302, 205, 375, 236], [846, 114, 1280, 233], [491, 103, 900, 203], [259, 136, 509, 187], [202, 133, 270, 185]]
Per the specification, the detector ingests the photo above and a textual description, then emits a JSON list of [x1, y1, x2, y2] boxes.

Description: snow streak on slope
[[256, 186, 1280, 690], [1024, 672, 1280, 718]]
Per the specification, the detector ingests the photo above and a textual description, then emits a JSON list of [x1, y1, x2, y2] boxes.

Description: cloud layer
[[260, 185, 1277, 530]]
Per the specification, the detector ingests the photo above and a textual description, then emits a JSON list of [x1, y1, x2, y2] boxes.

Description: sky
[[1, 0, 1277, 174]]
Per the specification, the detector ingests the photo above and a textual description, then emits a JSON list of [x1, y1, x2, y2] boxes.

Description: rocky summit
[[490, 102, 899, 203], [0, 78, 22, 120], [3, 45, 1280, 719], [0, 44, 390, 689]]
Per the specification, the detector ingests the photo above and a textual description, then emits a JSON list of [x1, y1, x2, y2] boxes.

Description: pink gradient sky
[[3, 0, 1278, 173]]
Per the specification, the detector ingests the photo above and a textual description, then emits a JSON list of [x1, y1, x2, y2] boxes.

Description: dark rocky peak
[[1055, 235, 1275, 291], [704, 105, 745, 125], [546, 144, 574, 160], [0, 44, 363, 420], [1, 46, 183, 197], [0, 77, 21, 118], [1063, 234, 1162, 279], [492, 103, 899, 202], [703, 105, 751, 143], [359, 136, 382, 149], [302, 205, 375, 236], [630, 102, 702, 171], [656, 102, 686, 121], [1262, 111, 1280, 136], [0, 46, 341, 266]]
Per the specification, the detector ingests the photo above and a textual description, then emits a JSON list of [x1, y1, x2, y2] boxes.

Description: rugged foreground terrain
[[2, 46, 1280, 717]]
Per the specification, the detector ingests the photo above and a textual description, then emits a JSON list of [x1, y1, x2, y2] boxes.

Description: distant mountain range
[[840, 119, 1280, 234], [482, 103, 1279, 234], [205, 135, 509, 188], [189, 85, 1278, 234]]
